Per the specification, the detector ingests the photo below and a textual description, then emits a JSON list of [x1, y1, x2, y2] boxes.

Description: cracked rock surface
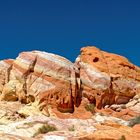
[[0, 46, 140, 139]]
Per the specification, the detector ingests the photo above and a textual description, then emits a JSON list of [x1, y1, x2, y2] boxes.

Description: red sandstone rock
[[80, 123, 140, 140], [0, 46, 140, 114], [133, 124, 140, 133], [0, 51, 78, 113], [76, 46, 140, 109]]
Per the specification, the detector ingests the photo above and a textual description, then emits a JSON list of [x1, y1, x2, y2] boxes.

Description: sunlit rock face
[[76, 46, 140, 109], [0, 46, 140, 113], [0, 51, 78, 113]]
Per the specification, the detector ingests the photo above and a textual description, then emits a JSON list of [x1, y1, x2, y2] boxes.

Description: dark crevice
[[93, 57, 99, 62], [120, 63, 135, 70], [50, 94, 53, 99], [69, 79, 75, 113], [74, 65, 82, 107], [56, 95, 59, 100], [75, 81, 82, 107], [6, 63, 13, 83], [23, 56, 38, 103]]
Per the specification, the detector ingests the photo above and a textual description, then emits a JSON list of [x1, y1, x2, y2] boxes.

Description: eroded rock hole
[[28, 95, 35, 102], [93, 57, 99, 62], [50, 94, 53, 99], [56, 95, 59, 100]]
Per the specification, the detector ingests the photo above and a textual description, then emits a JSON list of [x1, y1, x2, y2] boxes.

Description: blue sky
[[0, 0, 140, 66]]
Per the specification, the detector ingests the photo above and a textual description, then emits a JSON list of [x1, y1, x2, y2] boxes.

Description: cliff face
[[0, 46, 140, 113]]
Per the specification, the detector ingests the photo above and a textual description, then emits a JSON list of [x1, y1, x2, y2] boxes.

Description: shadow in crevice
[[75, 85, 83, 108]]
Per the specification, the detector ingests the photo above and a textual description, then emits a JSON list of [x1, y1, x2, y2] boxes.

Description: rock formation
[[0, 46, 140, 114], [0, 46, 140, 140], [76, 47, 140, 109], [0, 51, 78, 114]]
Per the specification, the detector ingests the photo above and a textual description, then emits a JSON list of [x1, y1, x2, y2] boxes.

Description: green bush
[[33, 124, 57, 137], [85, 103, 95, 113], [128, 115, 140, 127]]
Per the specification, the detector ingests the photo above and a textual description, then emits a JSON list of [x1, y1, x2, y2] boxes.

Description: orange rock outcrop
[[0, 46, 140, 113], [76, 46, 140, 109]]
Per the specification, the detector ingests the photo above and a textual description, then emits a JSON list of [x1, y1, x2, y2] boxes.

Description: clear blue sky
[[0, 0, 140, 66]]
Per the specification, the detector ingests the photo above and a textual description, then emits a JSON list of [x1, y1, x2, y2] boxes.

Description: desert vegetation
[[33, 124, 57, 137], [128, 115, 140, 127], [85, 103, 95, 113]]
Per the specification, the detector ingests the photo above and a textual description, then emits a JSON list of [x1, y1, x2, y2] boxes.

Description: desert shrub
[[85, 103, 95, 113], [68, 125, 75, 131], [128, 115, 140, 127], [33, 124, 57, 137]]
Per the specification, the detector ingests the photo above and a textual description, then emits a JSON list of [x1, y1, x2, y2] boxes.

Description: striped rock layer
[[76, 47, 140, 109], [0, 46, 140, 113]]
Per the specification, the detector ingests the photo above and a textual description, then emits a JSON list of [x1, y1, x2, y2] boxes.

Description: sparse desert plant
[[23, 122, 34, 127], [16, 122, 34, 129], [68, 125, 75, 131], [119, 135, 126, 140], [33, 124, 57, 137], [128, 115, 140, 127], [85, 103, 95, 113]]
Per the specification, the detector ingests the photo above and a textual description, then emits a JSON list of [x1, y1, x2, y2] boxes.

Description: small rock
[[126, 100, 138, 108], [133, 95, 139, 100], [109, 104, 126, 111], [104, 105, 109, 109], [110, 104, 118, 110], [122, 105, 126, 109], [116, 108, 121, 112]]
